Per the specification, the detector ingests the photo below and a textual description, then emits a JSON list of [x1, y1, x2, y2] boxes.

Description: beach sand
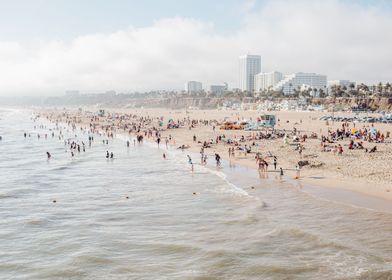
[[40, 107, 392, 203]]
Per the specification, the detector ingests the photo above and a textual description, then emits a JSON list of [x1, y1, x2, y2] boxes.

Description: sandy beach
[[40, 107, 392, 203]]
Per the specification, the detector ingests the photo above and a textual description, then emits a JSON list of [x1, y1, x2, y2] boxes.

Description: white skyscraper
[[239, 54, 261, 92], [185, 81, 203, 94]]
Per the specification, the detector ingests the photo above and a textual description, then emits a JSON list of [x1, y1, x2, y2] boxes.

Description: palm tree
[[385, 82, 391, 95], [377, 82, 383, 94], [313, 87, 318, 97], [330, 85, 337, 97], [319, 88, 326, 98]]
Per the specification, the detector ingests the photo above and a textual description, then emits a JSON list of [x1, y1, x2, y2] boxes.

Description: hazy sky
[[0, 0, 391, 96]]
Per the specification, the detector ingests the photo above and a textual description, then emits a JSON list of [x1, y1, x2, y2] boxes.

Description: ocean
[[0, 108, 391, 279]]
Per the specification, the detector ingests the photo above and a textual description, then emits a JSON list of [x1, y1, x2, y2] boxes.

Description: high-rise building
[[239, 54, 261, 92], [254, 71, 284, 92], [185, 81, 203, 94], [273, 72, 327, 95]]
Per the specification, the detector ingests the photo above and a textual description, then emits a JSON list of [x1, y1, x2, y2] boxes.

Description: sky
[[0, 0, 391, 96]]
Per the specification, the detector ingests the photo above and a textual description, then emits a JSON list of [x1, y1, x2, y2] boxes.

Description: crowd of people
[[38, 109, 391, 184]]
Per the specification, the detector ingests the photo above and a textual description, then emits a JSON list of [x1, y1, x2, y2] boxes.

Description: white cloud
[[0, 0, 391, 96]]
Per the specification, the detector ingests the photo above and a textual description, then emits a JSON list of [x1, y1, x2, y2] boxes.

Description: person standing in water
[[106, 151, 110, 159], [187, 155, 194, 172], [215, 153, 221, 167], [46, 152, 51, 159], [203, 154, 207, 165], [295, 165, 300, 179], [273, 156, 277, 170]]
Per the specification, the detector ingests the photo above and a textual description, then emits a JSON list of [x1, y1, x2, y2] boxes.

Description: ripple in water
[[0, 108, 391, 279]]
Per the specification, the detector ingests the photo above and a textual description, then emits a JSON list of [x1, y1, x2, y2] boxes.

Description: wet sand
[[40, 107, 392, 206]]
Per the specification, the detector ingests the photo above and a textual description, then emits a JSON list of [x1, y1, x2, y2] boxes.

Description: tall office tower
[[239, 54, 261, 92]]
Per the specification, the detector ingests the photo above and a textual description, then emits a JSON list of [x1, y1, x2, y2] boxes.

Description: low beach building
[[185, 81, 203, 94], [209, 83, 228, 96]]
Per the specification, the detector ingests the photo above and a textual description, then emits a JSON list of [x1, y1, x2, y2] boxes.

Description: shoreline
[[37, 107, 392, 211], [107, 123, 392, 214], [175, 144, 392, 213]]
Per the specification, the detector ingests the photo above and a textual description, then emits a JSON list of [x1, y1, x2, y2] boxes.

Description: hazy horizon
[[0, 0, 392, 97]]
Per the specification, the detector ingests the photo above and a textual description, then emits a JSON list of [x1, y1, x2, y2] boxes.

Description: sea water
[[0, 108, 391, 280]]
